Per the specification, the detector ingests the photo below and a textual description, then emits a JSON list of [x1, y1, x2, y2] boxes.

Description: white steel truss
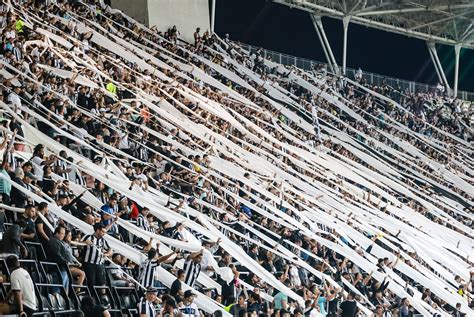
[[272, 0, 473, 95]]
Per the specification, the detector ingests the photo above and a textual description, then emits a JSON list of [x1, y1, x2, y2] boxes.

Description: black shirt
[[219, 277, 237, 303], [340, 300, 358, 317], [84, 305, 106, 317], [170, 278, 181, 299], [35, 216, 52, 245], [0, 224, 23, 255], [19, 215, 37, 242]]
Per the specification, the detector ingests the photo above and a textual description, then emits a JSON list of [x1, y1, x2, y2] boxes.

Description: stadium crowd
[[0, 0, 471, 317]]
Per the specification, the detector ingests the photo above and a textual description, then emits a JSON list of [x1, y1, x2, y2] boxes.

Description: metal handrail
[[233, 42, 474, 101]]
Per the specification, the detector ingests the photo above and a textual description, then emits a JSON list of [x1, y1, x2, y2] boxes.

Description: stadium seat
[[67, 285, 91, 311], [2, 222, 13, 232], [40, 262, 65, 286], [25, 241, 47, 261], [19, 259, 45, 283], [91, 286, 121, 315], [112, 286, 140, 312], [36, 283, 77, 316]]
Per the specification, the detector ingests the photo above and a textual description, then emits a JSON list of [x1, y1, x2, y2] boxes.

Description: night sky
[[214, 0, 474, 92]]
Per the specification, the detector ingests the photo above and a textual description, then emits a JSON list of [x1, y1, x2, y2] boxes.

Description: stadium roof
[[273, 0, 474, 49]]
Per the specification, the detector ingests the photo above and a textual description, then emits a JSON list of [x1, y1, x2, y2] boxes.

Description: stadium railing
[[236, 42, 474, 101]]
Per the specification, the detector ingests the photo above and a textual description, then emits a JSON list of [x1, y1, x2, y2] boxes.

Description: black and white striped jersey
[[81, 234, 110, 265]]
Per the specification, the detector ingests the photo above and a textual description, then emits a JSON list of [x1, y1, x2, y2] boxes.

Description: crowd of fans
[[0, 1, 471, 317]]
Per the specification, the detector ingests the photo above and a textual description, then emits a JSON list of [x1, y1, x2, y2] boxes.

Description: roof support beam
[[427, 42, 450, 94], [311, 14, 339, 74], [409, 10, 474, 31], [351, 2, 393, 15], [355, 4, 474, 17], [460, 24, 472, 41], [272, 0, 474, 50], [342, 16, 350, 75], [453, 44, 462, 98], [349, 15, 469, 47]]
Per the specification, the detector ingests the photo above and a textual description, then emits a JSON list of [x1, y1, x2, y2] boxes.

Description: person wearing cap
[[179, 290, 199, 317], [137, 287, 158, 317]]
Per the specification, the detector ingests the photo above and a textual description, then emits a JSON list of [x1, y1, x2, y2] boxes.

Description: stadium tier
[[0, 1, 472, 317]]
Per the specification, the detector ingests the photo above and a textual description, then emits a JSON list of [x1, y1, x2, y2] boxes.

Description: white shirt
[[8, 92, 22, 114], [289, 265, 301, 287], [118, 132, 129, 150], [31, 156, 45, 181], [11, 267, 37, 310], [309, 309, 323, 317], [5, 30, 15, 39], [200, 249, 214, 277], [179, 302, 200, 317]]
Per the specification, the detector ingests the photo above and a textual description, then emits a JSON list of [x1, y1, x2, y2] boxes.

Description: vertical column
[[453, 44, 462, 98], [311, 14, 334, 73], [315, 17, 339, 74], [426, 42, 443, 84], [427, 42, 450, 95], [342, 16, 350, 75], [210, 0, 216, 32]]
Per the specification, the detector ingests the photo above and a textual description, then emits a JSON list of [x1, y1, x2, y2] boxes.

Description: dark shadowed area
[[215, 0, 474, 91]]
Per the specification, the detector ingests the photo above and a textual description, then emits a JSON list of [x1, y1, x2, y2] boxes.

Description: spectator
[[0, 148, 12, 207], [0, 255, 37, 316], [160, 296, 179, 317], [46, 225, 71, 292], [63, 229, 86, 293], [0, 223, 28, 258], [10, 168, 28, 208], [110, 253, 134, 287], [183, 249, 204, 288], [30, 144, 57, 182], [18, 204, 37, 255], [81, 295, 111, 317], [274, 279, 290, 312], [229, 294, 247, 316], [136, 206, 153, 232], [81, 223, 112, 291], [179, 290, 200, 317], [138, 243, 176, 289], [201, 238, 220, 277], [35, 202, 53, 246], [170, 269, 185, 300], [101, 195, 120, 237], [340, 291, 358, 317], [137, 287, 158, 317]]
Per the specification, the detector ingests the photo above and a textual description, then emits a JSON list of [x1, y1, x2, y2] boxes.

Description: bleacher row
[[0, 254, 140, 316], [0, 0, 472, 316]]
